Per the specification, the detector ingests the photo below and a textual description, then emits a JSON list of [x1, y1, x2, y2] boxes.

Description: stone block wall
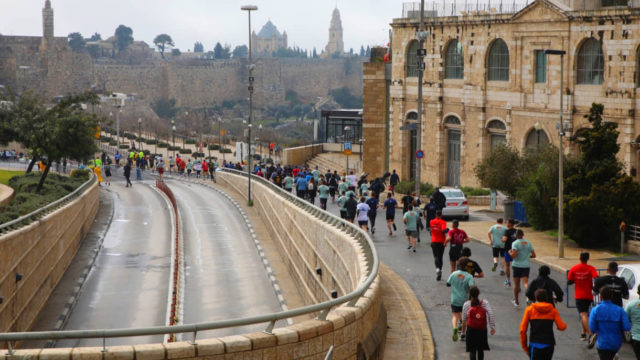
[[0, 179, 99, 335], [362, 62, 388, 177], [283, 144, 324, 166]]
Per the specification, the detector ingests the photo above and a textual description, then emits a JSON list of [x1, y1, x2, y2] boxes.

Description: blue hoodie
[[589, 300, 631, 351]]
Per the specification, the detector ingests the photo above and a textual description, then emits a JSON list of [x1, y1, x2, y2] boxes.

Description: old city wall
[[280, 58, 363, 102], [0, 178, 98, 335]]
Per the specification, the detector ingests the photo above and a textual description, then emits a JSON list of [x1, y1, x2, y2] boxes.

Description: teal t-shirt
[[346, 190, 356, 199], [284, 176, 294, 189], [489, 224, 506, 248], [186, 162, 193, 170], [318, 185, 330, 199], [338, 196, 347, 211], [447, 270, 475, 306], [312, 170, 321, 181], [626, 299, 640, 341], [511, 238, 534, 268], [360, 183, 369, 194], [338, 182, 348, 194], [403, 210, 419, 231]]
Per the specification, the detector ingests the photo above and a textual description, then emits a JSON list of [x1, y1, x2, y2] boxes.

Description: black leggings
[[530, 346, 554, 360], [469, 350, 484, 360], [369, 213, 376, 228], [633, 340, 640, 360], [431, 242, 445, 270], [597, 349, 618, 360]]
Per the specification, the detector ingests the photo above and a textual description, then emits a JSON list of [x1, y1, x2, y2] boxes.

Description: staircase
[[307, 152, 362, 175]]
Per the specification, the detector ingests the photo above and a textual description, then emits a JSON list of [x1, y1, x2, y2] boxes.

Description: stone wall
[[362, 62, 388, 177], [0, 184, 13, 208], [374, 0, 640, 187], [0, 178, 98, 335], [14, 172, 384, 360], [283, 144, 324, 166]]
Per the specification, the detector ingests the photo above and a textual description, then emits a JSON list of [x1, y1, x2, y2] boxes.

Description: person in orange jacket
[[520, 288, 567, 359]]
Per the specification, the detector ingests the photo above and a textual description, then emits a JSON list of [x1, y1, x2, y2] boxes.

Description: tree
[[152, 98, 178, 119], [473, 143, 523, 199], [67, 32, 86, 52], [365, 46, 371, 57], [89, 32, 102, 41], [171, 48, 181, 57], [153, 34, 174, 59], [194, 41, 204, 53], [114, 25, 133, 54], [329, 87, 362, 109], [232, 45, 248, 58], [360, 46, 365, 57], [313, 47, 318, 59], [213, 42, 231, 59]]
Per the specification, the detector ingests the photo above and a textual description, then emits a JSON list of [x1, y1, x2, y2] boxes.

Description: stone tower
[[42, 0, 54, 40], [325, 7, 344, 57]]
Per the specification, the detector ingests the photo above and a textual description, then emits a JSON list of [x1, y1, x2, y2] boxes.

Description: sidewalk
[[462, 213, 630, 273]]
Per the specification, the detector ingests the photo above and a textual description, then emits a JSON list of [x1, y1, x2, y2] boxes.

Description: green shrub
[[208, 144, 221, 150], [192, 152, 205, 158], [186, 139, 197, 145], [123, 133, 136, 139], [70, 169, 91, 179], [158, 142, 169, 148], [100, 136, 113, 142], [394, 181, 434, 196], [108, 141, 117, 146], [143, 150, 151, 155], [145, 139, 158, 145], [459, 186, 490, 196], [179, 148, 192, 154], [119, 144, 129, 149], [168, 145, 181, 151], [220, 148, 232, 154]]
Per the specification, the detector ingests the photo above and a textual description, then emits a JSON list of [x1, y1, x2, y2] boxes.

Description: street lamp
[[183, 111, 188, 149], [344, 126, 351, 173], [171, 120, 176, 159], [110, 93, 126, 153], [217, 116, 225, 162], [414, 0, 428, 197], [242, 4, 258, 205], [138, 118, 142, 151], [358, 138, 366, 163], [544, 49, 567, 258]]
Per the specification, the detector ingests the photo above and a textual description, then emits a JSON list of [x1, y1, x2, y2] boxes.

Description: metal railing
[[627, 224, 640, 241], [0, 169, 379, 354], [0, 172, 96, 234], [402, 1, 529, 18]]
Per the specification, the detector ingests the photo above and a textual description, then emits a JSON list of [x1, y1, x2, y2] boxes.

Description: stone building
[[251, 20, 287, 56], [362, 0, 640, 187], [324, 8, 345, 57]]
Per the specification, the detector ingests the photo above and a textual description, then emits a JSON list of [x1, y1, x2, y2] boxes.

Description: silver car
[[439, 188, 469, 220]]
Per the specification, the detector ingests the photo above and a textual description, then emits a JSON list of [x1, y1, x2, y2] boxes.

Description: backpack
[[467, 303, 487, 330]]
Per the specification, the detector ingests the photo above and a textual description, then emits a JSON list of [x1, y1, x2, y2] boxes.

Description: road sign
[[219, 130, 227, 136], [343, 142, 353, 155], [416, 150, 424, 159]]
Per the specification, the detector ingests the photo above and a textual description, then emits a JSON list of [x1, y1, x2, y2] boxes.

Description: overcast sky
[[0, 1, 409, 53]]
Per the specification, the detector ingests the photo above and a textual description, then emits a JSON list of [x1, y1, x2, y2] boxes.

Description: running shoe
[[580, 333, 587, 341], [436, 270, 442, 281], [407, 245, 413, 250], [413, 248, 416, 253], [588, 333, 597, 349], [452, 328, 458, 341], [504, 280, 511, 287], [511, 299, 519, 307], [393, 223, 397, 231], [372, 227, 375, 234], [500, 270, 505, 276], [460, 333, 466, 341], [492, 262, 497, 272], [389, 231, 392, 236]]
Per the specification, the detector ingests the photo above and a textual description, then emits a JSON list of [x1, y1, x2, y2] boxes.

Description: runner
[[403, 204, 419, 252], [283, 173, 294, 192], [338, 191, 348, 219], [307, 177, 317, 204], [423, 197, 437, 234], [295, 173, 308, 199], [460, 247, 485, 278], [317, 180, 330, 210], [446, 219, 470, 273], [157, 157, 164, 181], [328, 173, 338, 203], [103, 158, 112, 186], [389, 169, 399, 195], [401, 192, 414, 214], [462, 286, 496, 358], [356, 197, 371, 232], [383, 192, 398, 235], [430, 210, 448, 281], [520, 289, 567, 360], [589, 286, 631, 359], [123, 162, 132, 188], [509, 229, 536, 307], [568, 251, 599, 345], [447, 257, 475, 342], [359, 180, 369, 197], [625, 286, 640, 358], [365, 191, 379, 234], [593, 262, 629, 308], [488, 218, 507, 274], [526, 266, 564, 307], [345, 193, 358, 223], [502, 219, 517, 287]]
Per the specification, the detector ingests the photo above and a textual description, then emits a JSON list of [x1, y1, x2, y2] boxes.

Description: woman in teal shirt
[[625, 286, 640, 358]]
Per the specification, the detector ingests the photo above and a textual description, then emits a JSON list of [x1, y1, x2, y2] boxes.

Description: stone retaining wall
[[283, 144, 324, 166], [0, 179, 99, 335], [0, 184, 13, 208]]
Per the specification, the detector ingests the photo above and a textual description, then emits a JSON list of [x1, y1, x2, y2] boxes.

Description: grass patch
[[0, 172, 89, 224], [0, 170, 25, 185]]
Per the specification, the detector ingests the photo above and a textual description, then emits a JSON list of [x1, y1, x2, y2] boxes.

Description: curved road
[[57, 177, 172, 347], [168, 179, 283, 339]]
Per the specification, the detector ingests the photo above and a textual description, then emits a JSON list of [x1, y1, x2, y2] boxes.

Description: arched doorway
[[525, 128, 549, 149], [487, 119, 507, 151], [445, 116, 462, 186], [406, 112, 418, 181]]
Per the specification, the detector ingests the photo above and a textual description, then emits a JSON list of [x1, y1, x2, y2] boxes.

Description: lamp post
[[358, 138, 365, 163], [110, 97, 125, 153], [171, 120, 176, 159], [414, 0, 428, 197], [138, 118, 142, 151], [218, 116, 225, 162], [544, 49, 567, 258], [344, 126, 351, 173], [259, 124, 263, 158], [242, 4, 258, 205]]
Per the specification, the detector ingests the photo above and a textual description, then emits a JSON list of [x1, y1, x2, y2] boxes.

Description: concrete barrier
[[283, 144, 323, 166], [0, 184, 14, 208], [0, 179, 99, 335]]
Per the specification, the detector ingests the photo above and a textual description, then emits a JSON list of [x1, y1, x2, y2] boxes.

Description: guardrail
[[0, 172, 96, 234], [0, 168, 379, 355]]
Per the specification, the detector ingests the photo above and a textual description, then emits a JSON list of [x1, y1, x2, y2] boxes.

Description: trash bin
[[503, 199, 514, 220]]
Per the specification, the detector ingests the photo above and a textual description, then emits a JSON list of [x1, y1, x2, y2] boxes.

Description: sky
[[0, 1, 409, 53]]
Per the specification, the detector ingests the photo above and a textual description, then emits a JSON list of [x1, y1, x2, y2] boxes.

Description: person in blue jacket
[[589, 286, 631, 359]]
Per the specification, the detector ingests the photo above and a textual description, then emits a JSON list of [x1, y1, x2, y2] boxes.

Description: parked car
[[440, 188, 469, 220]]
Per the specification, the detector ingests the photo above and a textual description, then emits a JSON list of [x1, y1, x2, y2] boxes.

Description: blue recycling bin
[[513, 200, 529, 224]]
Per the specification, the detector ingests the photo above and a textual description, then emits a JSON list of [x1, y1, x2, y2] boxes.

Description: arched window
[[444, 115, 461, 125], [487, 120, 506, 130], [487, 120, 507, 151], [487, 39, 509, 81], [406, 112, 418, 121], [406, 41, 420, 77], [445, 40, 464, 79], [577, 38, 604, 85], [525, 128, 549, 149]]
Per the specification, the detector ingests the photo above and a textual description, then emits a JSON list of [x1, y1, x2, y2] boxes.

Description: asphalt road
[[318, 193, 635, 360], [168, 179, 283, 339], [57, 172, 172, 347]]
